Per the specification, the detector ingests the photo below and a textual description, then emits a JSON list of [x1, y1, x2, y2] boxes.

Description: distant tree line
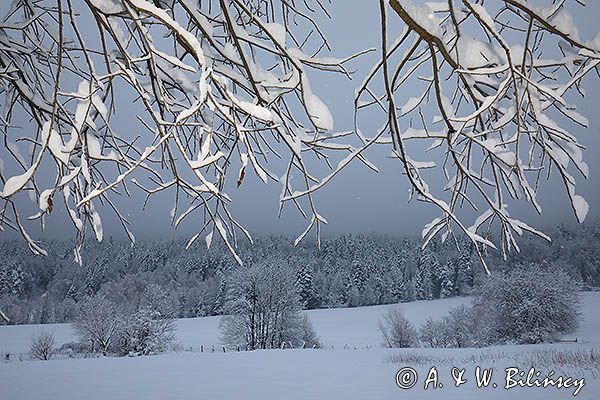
[[0, 221, 599, 325]]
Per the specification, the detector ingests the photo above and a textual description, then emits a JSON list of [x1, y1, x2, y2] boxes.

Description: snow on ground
[[0, 293, 598, 400], [0, 294, 470, 355]]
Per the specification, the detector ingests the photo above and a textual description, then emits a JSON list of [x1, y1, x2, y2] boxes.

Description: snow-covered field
[[1, 294, 598, 399]]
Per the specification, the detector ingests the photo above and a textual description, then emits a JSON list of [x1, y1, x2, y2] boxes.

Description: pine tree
[[456, 244, 475, 295], [10, 265, 24, 296], [214, 273, 227, 314], [350, 259, 367, 292], [295, 264, 314, 309], [0, 261, 24, 297], [389, 263, 406, 303], [439, 260, 454, 298], [0, 265, 8, 296], [415, 248, 436, 300], [66, 282, 78, 301]]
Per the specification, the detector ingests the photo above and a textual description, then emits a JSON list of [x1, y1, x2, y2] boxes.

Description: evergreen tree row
[[1, 221, 599, 325]]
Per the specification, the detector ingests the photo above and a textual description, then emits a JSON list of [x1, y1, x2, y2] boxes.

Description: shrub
[[443, 305, 477, 348], [56, 341, 93, 357], [473, 264, 581, 345], [300, 314, 321, 348], [72, 296, 127, 355], [30, 331, 55, 361], [420, 305, 477, 348], [419, 318, 449, 348], [116, 284, 177, 356], [378, 307, 419, 348], [119, 307, 176, 356]]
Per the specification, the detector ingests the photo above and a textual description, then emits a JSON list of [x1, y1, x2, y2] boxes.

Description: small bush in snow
[[30, 331, 55, 361], [57, 341, 93, 358], [419, 318, 450, 348], [378, 307, 419, 348], [419, 305, 476, 348], [169, 342, 185, 353], [473, 264, 581, 345]]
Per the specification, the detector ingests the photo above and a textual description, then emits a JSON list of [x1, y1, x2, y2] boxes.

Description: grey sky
[[3, 0, 600, 242]]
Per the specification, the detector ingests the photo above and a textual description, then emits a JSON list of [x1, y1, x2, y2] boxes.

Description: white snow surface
[[0, 293, 598, 399]]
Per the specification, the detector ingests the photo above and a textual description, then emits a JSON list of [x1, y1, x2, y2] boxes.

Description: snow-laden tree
[[0, 260, 24, 297], [415, 246, 436, 300], [299, 314, 320, 348], [120, 304, 176, 355], [377, 306, 419, 348], [0, 0, 599, 272], [441, 304, 476, 347], [0, 0, 369, 264], [472, 263, 581, 344], [220, 258, 307, 350], [72, 295, 127, 355], [419, 317, 446, 347], [295, 262, 315, 308], [438, 259, 454, 298], [418, 304, 476, 348]]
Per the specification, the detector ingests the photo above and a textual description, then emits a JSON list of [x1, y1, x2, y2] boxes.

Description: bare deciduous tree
[[377, 306, 419, 348], [30, 331, 56, 361], [72, 295, 126, 355]]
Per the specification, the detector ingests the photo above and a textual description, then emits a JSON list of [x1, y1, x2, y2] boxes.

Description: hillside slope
[[1, 294, 598, 400]]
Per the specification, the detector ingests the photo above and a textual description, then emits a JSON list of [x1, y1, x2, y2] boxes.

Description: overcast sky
[[2, 0, 600, 242]]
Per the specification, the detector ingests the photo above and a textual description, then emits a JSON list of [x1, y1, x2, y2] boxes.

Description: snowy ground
[[1, 294, 598, 399], [0, 296, 471, 354]]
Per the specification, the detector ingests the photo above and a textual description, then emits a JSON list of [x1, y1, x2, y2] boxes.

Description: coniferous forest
[[1, 222, 599, 325]]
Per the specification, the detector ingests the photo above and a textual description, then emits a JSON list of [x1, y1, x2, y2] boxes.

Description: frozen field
[[1, 293, 598, 400], [0, 295, 470, 355]]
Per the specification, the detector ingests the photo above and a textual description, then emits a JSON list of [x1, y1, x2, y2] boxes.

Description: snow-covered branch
[[355, 0, 600, 263], [0, 0, 369, 263], [1, 0, 598, 269]]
